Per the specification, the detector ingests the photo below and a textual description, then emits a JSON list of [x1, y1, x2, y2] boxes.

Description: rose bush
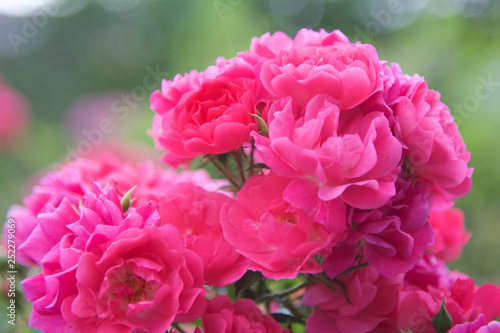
[[5, 28, 498, 333]]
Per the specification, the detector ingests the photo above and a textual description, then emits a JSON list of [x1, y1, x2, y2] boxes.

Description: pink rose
[[450, 315, 500, 333], [303, 262, 403, 333], [259, 30, 383, 109], [6, 153, 226, 266], [221, 173, 341, 279], [240, 29, 348, 64], [63, 91, 129, 142], [158, 183, 250, 287], [254, 94, 402, 211], [393, 73, 473, 200], [403, 254, 455, 292], [428, 207, 471, 263], [200, 295, 290, 333], [0, 76, 30, 149], [327, 176, 434, 278], [150, 57, 260, 164], [22, 185, 206, 332], [397, 270, 500, 332]]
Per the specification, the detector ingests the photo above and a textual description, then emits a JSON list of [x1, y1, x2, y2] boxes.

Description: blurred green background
[[1, 0, 500, 331]]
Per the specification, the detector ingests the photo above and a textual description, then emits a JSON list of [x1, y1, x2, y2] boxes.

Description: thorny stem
[[206, 155, 240, 189]]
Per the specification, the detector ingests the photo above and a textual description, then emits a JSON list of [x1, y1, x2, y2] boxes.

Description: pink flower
[[21, 185, 206, 332], [333, 175, 433, 278], [258, 29, 383, 109], [396, 264, 500, 333], [428, 207, 471, 263], [254, 94, 402, 211], [0, 76, 30, 149], [158, 183, 249, 287], [150, 57, 260, 164], [393, 72, 473, 200], [200, 295, 290, 333], [450, 315, 500, 333], [403, 254, 455, 292], [239, 29, 348, 69], [303, 262, 404, 333], [221, 173, 341, 280], [63, 91, 130, 141], [6, 153, 226, 266]]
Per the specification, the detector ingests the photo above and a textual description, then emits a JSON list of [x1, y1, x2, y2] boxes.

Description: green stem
[[336, 262, 369, 277], [331, 279, 352, 305], [232, 151, 246, 185], [307, 274, 339, 294], [249, 140, 255, 175], [171, 322, 186, 333], [206, 155, 240, 189], [258, 280, 310, 301]]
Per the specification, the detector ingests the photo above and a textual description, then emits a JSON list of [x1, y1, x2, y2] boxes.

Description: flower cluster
[[5, 29, 499, 333]]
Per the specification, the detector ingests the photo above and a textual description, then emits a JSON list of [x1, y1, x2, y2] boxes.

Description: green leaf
[[271, 313, 302, 324], [250, 113, 269, 136], [234, 270, 263, 297]]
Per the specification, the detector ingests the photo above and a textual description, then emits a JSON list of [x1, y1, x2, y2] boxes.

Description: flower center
[[266, 199, 298, 224], [110, 272, 154, 304]]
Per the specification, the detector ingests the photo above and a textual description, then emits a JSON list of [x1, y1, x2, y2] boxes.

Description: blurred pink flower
[[63, 92, 127, 141], [428, 207, 471, 263], [200, 295, 290, 333], [0, 76, 30, 149]]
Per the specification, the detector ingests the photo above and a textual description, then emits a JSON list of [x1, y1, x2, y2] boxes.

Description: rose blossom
[[199, 295, 290, 333], [331, 175, 434, 278], [5, 153, 226, 266], [303, 261, 404, 333], [392, 69, 472, 199], [258, 29, 384, 109], [22, 185, 206, 332], [428, 207, 471, 263], [397, 259, 500, 333], [150, 57, 261, 165], [254, 94, 402, 212], [221, 173, 342, 280], [242, 29, 348, 61], [158, 183, 249, 287], [449, 315, 500, 333]]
